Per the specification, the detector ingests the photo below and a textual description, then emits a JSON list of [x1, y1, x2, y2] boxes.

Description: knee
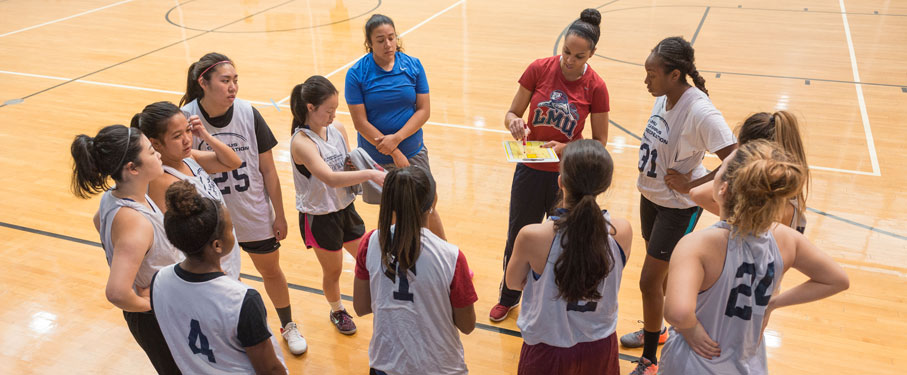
[[254, 260, 284, 279], [639, 269, 666, 296], [321, 264, 342, 281]]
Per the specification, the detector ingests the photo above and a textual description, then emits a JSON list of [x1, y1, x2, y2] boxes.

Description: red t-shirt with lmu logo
[[519, 55, 610, 172]]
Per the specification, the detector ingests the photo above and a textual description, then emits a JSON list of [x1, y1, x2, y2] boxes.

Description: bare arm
[[504, 86, 532, 140], [452, 305, 476, 334], [664, 233, 721, 359], [147, 174, 180, 215], [689, 180, 720, 216], [244, 339, 286, 375], [770, 226, 850, 311], [106, 208, 154, 312], [610, 217, 633, 260], [291, 130, 385, 188], [505, 223, 551, 291], [590, 112, 609, 148], [353, 277, 372, 316], [666, 143, 738, 194], [188, 115, 242, 173], [258, 150, 287, 241]]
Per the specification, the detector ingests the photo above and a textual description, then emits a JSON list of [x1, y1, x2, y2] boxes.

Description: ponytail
[[721, 140, 805, 236], [180, 53, 233, 107], [553, 140, 615, 303], [652, 36, 708, 96], [377, 167, 435, 280], [289, 76, 338, 135], [70, 125, 144, 199]]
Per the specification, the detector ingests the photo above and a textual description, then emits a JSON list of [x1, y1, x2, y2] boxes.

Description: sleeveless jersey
[[364, 227, 468, 375], [659, 221, 784, 375], [98, 190, 183, 290], [637, 88, 735, 208], [517, 211, 626, 347], [292, 126, 356, 215], [151, 264, 286, 374], [789, 198, 807, 233], [163, 157, 242, 279], [184, 98, 274, 242]]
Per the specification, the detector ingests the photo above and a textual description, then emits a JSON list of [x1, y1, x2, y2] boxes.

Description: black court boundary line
[[164, 0, 381, 34], [0, 0, 295, 109], [0, 220, 641, 363]]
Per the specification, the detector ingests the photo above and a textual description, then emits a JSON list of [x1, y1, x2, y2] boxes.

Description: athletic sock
[[642, 329, 660, 364], [276, 305, 293, 328], [329, 300, 344, 312]]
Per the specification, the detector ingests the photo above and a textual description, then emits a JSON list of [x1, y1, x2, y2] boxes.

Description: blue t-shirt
[[345, 51, 429, 164]]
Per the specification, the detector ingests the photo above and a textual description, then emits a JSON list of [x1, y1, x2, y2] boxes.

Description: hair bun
[[165, 180, 205, 217], [580, 8, 601, 27]]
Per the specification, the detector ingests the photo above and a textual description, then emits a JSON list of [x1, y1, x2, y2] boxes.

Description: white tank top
[[637, 88, 735, 208], [517, 210, 625, 347], [98, 190, 183, 291], [292, 126, 355, 215], [151, 264, 286, 374], [184, 98, 274, 242], [364, 227, 468, 375], [163, 157, 242, 279], [659, 221, 783, 375]]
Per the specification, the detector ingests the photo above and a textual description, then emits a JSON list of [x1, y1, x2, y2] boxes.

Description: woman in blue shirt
[[345, 14, 446, 239]]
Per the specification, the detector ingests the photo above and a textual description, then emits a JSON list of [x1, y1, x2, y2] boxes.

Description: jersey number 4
[[725, 262, 775, 321], [638, 144, 658, 178], [213, 161, 250, 195], [188, 319, 216, 363]]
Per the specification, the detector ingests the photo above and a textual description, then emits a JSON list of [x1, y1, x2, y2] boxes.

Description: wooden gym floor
[[1, 0, 905, 373]]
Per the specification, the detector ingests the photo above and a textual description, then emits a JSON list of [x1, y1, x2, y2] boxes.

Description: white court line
[[0, 69, 880, 175], [275, 0, 466, 105], [0, 0, 135, 38], [839, 0, 881, 177]]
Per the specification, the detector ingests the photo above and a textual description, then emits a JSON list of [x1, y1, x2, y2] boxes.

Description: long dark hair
[[378, 166, 435, 279], [289, 75, 338, 135], [651, 36, 708, 96], [131, 101, 183, 140], [565, 8, 602, 49], [180, 52, 233, 107], [163, 180, 226, 258], [70, 125, 145, 199], [553, 140, 615, 303], [363, 14, 403, 53]]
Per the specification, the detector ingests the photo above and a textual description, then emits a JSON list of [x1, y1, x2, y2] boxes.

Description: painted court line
[[0, 0, 135, 38], [839, 0, 881, 177], [0, 69, 879, 175], [275, 0, 466, 105]]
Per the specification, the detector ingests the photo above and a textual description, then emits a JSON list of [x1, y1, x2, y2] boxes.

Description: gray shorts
[[380, 146, 432, 173]]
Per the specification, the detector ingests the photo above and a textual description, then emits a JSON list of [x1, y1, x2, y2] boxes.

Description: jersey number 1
[[188, 319, 216, 363]]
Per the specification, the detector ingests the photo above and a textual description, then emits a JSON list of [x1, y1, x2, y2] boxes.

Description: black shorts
[[238, 237, 281, 254], [299, 202, 365, 251], [639, 195, 703, 261]]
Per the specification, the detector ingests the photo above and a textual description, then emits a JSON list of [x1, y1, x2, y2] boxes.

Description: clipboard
[[502, 141, 559, 163]]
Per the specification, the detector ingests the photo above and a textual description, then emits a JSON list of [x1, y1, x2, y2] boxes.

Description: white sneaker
[[281, 322, 308, 355]]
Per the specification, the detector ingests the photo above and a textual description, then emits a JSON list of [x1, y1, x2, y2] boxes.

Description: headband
[[115, 127, 133, 174], [198, 60, 232, 79]]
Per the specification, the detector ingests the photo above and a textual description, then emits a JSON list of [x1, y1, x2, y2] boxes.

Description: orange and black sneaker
[[629, 356, 658, 375]]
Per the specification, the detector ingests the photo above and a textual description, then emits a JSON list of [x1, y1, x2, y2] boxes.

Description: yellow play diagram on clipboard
[[502, 141, 559, 163]]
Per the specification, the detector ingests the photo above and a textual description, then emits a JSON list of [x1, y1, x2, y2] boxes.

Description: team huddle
[[69, 9, 849, 375]]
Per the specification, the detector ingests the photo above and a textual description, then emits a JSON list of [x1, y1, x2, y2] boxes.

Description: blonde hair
[[736, 110, 810, 221], [721, 140, 806, 236]]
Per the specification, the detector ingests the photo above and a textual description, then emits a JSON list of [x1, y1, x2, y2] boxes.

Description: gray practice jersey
[[98, 190, 183, 290], [292, 126, 355, 215], [517, 210, 626, 348], [162, 157, 242, 279], [184, 98, 274, 242], [659, 221, 783, 375]]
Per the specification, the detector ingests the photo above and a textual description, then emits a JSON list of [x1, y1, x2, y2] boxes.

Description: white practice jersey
[[98, 190, 183, 290], [364, 228, 468, 375], [659, 221, 783, 375], [637, 87, 736, 208], [163, 157, 242, 279], [151, 264, 286, 374], [517, 210, 626, 347], [292, 126, 355, 215], [184, 98, 274, 242]]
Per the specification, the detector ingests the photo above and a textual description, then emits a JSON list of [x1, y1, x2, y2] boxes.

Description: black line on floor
[[690, 6, 710, 45], [164, 0, 381, 34]]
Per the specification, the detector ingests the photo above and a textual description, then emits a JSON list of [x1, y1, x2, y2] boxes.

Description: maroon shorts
[[518, 333, 619, 375]]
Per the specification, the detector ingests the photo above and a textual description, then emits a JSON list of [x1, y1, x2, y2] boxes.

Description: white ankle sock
[[329, 300, 344, 312]]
